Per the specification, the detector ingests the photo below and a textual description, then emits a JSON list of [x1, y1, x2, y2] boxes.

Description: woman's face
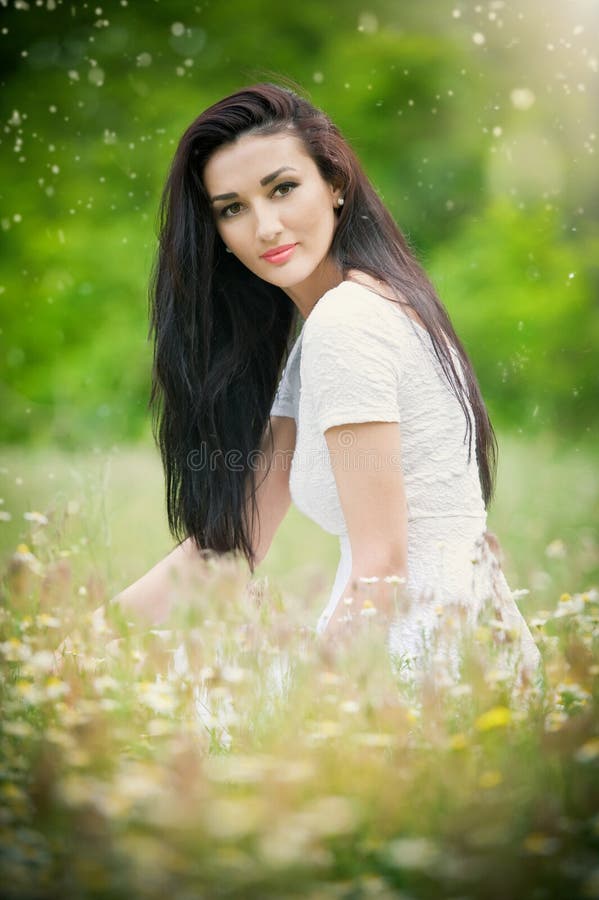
[[203, 131, 343, 298]]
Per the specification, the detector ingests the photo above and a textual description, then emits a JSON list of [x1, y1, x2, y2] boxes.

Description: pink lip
[[261, 243, 297, 263]]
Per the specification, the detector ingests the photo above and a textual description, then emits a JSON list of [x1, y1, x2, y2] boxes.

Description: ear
[[330, 182, 344, 207]]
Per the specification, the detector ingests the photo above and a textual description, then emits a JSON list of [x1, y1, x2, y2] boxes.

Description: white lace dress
[[270, 280, 542, 691]]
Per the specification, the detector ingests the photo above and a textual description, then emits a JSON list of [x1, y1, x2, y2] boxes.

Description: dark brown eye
[[274, 181, 298, 197], [220, 202, 242, 219]]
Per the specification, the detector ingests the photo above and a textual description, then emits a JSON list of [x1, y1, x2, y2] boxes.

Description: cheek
[[293, 188, 334, 233], [219, 222, 249, 254]]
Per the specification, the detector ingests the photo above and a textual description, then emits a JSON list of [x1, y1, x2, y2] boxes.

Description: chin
[[261, 263, 316, 288]]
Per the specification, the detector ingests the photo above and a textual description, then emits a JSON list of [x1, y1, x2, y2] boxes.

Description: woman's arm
[[113, 414, 297, 626], [318, 420, 408, 639], [248, 414, 296, 568]]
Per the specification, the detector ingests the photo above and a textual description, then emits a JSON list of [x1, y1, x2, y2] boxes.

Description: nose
[[255, 201, 283, 243]]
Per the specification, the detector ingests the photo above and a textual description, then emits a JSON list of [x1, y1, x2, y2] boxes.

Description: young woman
[[116, 82, 542, 692]]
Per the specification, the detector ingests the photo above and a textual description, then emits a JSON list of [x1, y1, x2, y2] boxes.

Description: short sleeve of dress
[[270, 331, 302, 419], [270, 378, 295, 418], [301, 284, 402, 435]]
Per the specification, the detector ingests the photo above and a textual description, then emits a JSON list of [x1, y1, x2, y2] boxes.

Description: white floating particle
[[9, 110, 21, 127], [492, 126, 502, 136], [568, 272, 575, 279], [136, 52, 152, 67], [452, 8, 461, 18], [357, 12, 378, 34], [573, 25, 584, 36], [68, 70, 80, 81], [510, 87, 535, 110], [89, 67, 105, 86], [51, 164, 59, 174], [472, 32, 486, 45], [313, 71, 324, 84], [13, 213, 22, 223], [171, 22, 185, 36]]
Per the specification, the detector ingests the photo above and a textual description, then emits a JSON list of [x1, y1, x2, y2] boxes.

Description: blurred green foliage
[[0, 0, 597, 447]]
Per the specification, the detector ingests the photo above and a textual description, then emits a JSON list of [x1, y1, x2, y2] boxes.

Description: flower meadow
[[1, 515, 598, 900]]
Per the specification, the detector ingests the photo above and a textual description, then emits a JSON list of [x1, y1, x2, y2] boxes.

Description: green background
[[1, 0, 598, 446]]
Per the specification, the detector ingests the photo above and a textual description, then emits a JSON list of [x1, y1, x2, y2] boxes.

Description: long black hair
[[149, 81, 497, 572]]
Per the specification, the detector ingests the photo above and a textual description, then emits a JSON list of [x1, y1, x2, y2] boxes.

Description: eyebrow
[[209, 166, 299, 203]]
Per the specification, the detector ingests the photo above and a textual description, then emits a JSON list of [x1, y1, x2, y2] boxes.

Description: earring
[[337, 197, 344, 206], [225, 246, 232, 253]]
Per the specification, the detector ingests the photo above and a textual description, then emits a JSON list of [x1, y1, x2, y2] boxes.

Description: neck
[[283, 257, 345, 319]]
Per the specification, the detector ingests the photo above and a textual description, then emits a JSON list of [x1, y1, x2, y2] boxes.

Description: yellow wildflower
[[523, 832, 559, 855], [1, 782, 27, 804], [478, 770, 503, 789], [360, 599, 377, 617], [308, 720, 343, 741], [36, 613, 61, 628], [44, 676, 70, 700], [15, 680, 38, 703], [449, 732, 468, 751], [475, 705, 512, 732], [575, 738, 599, 763]]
